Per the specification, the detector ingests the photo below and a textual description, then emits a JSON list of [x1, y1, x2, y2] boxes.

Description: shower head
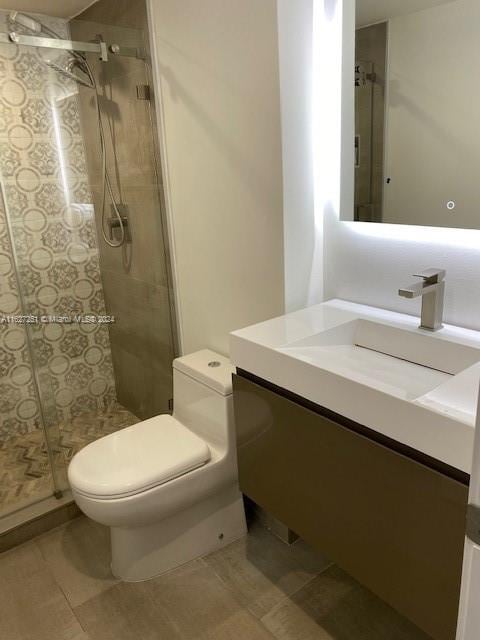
[[9, 11, 42, 33], [8, 10, 95, 89], [9, 10, 63, 39]]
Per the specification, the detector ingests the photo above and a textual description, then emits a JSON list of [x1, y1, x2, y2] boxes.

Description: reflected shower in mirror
[[349, 0, 480, 229]]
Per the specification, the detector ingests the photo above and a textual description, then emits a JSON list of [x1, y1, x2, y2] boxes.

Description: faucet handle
[[413, 268, 446, 284]]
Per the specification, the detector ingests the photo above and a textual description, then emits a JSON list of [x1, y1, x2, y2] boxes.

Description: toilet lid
[[68, 415, 211, 499]]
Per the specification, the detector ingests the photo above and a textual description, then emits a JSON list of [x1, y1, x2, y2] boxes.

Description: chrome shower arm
[[5, 31, 109, 60], [0, 31, 145, 61]]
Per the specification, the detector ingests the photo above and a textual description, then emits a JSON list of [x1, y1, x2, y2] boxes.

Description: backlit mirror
[[350, 0, 479, 228]]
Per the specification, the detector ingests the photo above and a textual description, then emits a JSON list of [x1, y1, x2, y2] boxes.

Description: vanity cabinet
[[233, 372, 469, 640]]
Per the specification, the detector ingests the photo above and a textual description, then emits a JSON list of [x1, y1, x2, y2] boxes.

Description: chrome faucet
[[398, 268, 446, 331]]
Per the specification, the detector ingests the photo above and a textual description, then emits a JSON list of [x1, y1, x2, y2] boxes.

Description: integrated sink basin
[[277, 319, 480, 401], [230, 299, 480, 473], [231, 300, 474, 640]]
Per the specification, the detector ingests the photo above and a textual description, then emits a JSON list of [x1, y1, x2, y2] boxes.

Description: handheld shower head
[[46, 58, 95, 89], [9, 11, 42, 33]]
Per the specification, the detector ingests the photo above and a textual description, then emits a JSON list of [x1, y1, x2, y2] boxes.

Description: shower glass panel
[[0, 13, 73, 516], [355, 59, 374, 221], [0, 182, 60, 514], [0, 3, 176, 521], [354, 22, 387, 223]]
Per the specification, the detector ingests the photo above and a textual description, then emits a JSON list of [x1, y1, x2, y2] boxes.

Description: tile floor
[[0, 404, 138, 516], [0, 514, 431, 640]]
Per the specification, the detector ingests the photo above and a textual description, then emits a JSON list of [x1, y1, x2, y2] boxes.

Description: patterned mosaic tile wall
[[0, 12, 116, 443]]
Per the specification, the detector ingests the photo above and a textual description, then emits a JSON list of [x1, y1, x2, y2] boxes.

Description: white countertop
[[230, 299, 480, 475]]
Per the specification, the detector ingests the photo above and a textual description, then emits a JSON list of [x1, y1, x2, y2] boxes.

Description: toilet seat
[[68, 415, 211, 500]]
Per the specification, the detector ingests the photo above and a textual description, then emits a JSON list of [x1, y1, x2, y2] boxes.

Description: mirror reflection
[[352, 0, 479, 229]]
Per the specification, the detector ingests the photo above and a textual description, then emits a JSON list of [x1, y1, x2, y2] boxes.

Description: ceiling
[[0, 0, 97, 19], [1, 0, 456, 27], [356, 0, 456, 27]]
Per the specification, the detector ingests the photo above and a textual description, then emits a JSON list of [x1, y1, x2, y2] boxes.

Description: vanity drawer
[[233, 373, 469, 640]]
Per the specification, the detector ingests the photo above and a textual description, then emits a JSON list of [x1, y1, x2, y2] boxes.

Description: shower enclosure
[[0, 1, 176, 525], [354, 21, 387, 223]]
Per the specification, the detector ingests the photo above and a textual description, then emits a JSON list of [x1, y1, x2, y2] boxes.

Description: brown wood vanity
[[233, 371, 469, 640]]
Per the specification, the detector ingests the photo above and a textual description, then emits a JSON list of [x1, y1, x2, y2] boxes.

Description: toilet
[[68, 349, 247, 582]]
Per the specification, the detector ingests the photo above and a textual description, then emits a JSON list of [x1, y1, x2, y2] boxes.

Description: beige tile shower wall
[[0, 12, 115, 441], [71, 0, 176, 420]]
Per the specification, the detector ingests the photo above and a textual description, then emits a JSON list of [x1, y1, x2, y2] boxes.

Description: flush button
[[208, 361, 221, 368], [446, 201, 456, 210]]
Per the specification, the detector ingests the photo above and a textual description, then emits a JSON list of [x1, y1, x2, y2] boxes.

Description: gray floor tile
[[0, 517, 433, 640], [146, 558, 276, 639], [74, 578, 182, 640], [0, 540, 45, 580], [261, 565, 431, 640], [36, 516, 119, 607], [0, 541, 84, 640], [74, 559, 275, 640], [288, 539, 332, 575], [70, 632, 91, 640], [204, 521, 319, 618]]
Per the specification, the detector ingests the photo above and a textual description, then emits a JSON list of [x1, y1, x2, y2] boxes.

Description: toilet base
[[110, 486, 247, 581]]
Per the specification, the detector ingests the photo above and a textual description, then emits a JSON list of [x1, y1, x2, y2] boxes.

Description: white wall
[[279, 0, 480, 329], [277, 0, 319, 311], [324, 216, 480, 329], [323, 0, 480, 330], [148, 0, 480, 346], [356, 0, 454, 27], [148, 0, 285, 355]]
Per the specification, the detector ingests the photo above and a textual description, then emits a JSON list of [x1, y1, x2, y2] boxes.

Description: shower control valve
[[107, 216, 129, 242]]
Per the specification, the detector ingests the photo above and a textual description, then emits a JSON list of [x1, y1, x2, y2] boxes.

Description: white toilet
[[68, 349, 247, 582]]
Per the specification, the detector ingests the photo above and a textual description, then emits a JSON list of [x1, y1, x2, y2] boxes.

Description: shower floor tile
[[0, 403, 138, 516]]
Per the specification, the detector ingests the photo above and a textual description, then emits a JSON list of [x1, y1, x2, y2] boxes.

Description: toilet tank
[[172, 350, 235, 448]]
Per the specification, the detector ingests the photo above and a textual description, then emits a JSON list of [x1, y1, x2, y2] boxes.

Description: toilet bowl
[[68, 349, 247, 582]]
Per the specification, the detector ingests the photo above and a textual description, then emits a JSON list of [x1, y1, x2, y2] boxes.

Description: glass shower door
[[0, 3, 177, 520], [0, 15, 97, 515], [0, 181, 64, 516]]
